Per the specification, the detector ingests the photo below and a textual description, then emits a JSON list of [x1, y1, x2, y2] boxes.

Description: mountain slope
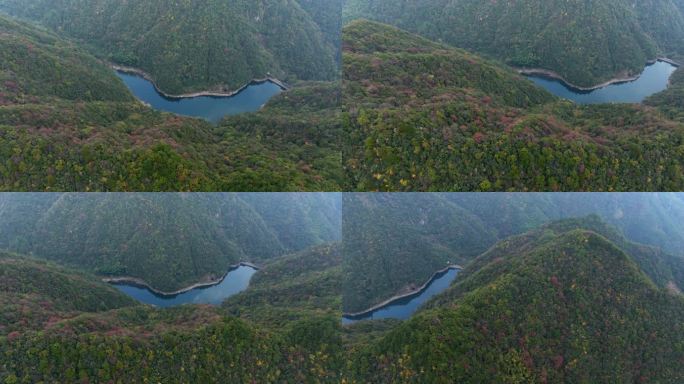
[[0, 252, 137, 336], [346, 225, 684, 382], [646, 67, 684, 120], [0, 0, 339, 94], [0, 13, 342, 191], [0, 193, 341, 292], [224, 243, 342, 328], [342, 193, 498, 313], [343, 20, 684, 191], [343, 0, 684, 88], [0, 247, 343, 383], [0, 19, 344, 192], [342, 193, 684, 312], [0, 14, 132, 103]]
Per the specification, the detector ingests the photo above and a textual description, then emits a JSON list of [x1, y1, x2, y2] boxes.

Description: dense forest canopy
[[0, 193, 341, 291], [0, 192, 682, 382], [1, 197, 682, 382], [0, 0, 341, 94], [343, 20, 684, 191], [342, 193, 684, 313], [0, 246, 345, 383], [345, 219, 684, 382], [343, 0, 684, 87], [0, 13, 343, 192]]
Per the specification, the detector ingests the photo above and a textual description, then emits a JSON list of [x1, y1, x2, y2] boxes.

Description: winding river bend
[[111, 265, 257, 307], [116, 71, 284, 123], [525, 60, 678, 104], [343, 267, 460, 324]]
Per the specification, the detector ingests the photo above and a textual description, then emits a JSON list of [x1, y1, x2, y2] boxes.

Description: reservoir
[[343, 267, 460, 324], [525, 60, 677, 104], [116, 71, 284, 123], [112, 265, 257, 307]]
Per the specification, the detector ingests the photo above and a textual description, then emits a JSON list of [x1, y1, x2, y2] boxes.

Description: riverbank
[[102, 262, 260, 297], [112, 64, 288, 99], [343, 264, 462, 319], [516, 58, 681, 92]]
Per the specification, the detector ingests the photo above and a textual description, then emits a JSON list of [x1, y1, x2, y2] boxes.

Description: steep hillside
[[0, 303, 339, 383], [343, 0, 684, 88], [0, 248, 343, 383], [224, 243, 342, 327], [343, 20, 684, 191], [0, 78, 343, 191], [646, 67, 684, 120], [298, 0, 343, 58], [0, 12, 342, 192], [0, 14, 132, 103], [346, 225, 684, 382], [342, 193, 498, 313], [342, 193, 684, 312], [0, 0, 339, 94], [0, 252, 137, 336], [0, 193, 341, 292]]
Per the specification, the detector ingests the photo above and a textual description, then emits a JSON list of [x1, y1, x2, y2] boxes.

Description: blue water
[[526, 61, 677, 104], [343, 268, 460, 324], [112, 265, 257, 307], [116, 71, 283, 123]]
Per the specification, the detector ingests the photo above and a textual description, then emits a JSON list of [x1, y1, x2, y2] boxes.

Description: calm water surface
[[343, 268, 460, 324], [112, 265, 257, 307], [116, 71, 283, 123], [526, 61, 677, 104]]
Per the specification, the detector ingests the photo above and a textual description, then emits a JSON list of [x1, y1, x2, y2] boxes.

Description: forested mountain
[[343, 20, 684, 191], [646, 67, 684, 120], [343, 0, 684, 88], [342, 193, 684, 312], [0, 0, 340, 94], [0, 15, 132, 103], [1, 195, 683, 382], [0, 12, 343, 191], [223, 243, 342, 338], [345, 221, 684, 382], [0, 252, 137, 336], [342, 193, 498, 313], [0, 193, 341, 292], [0, 246, 344, 383]]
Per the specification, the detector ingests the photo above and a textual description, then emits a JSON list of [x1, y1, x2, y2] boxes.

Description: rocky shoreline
[[516, 57, 680, 92], [343, 264, 462, 319], [112, 64, 288, 99], [103, 261, 260, 297]]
